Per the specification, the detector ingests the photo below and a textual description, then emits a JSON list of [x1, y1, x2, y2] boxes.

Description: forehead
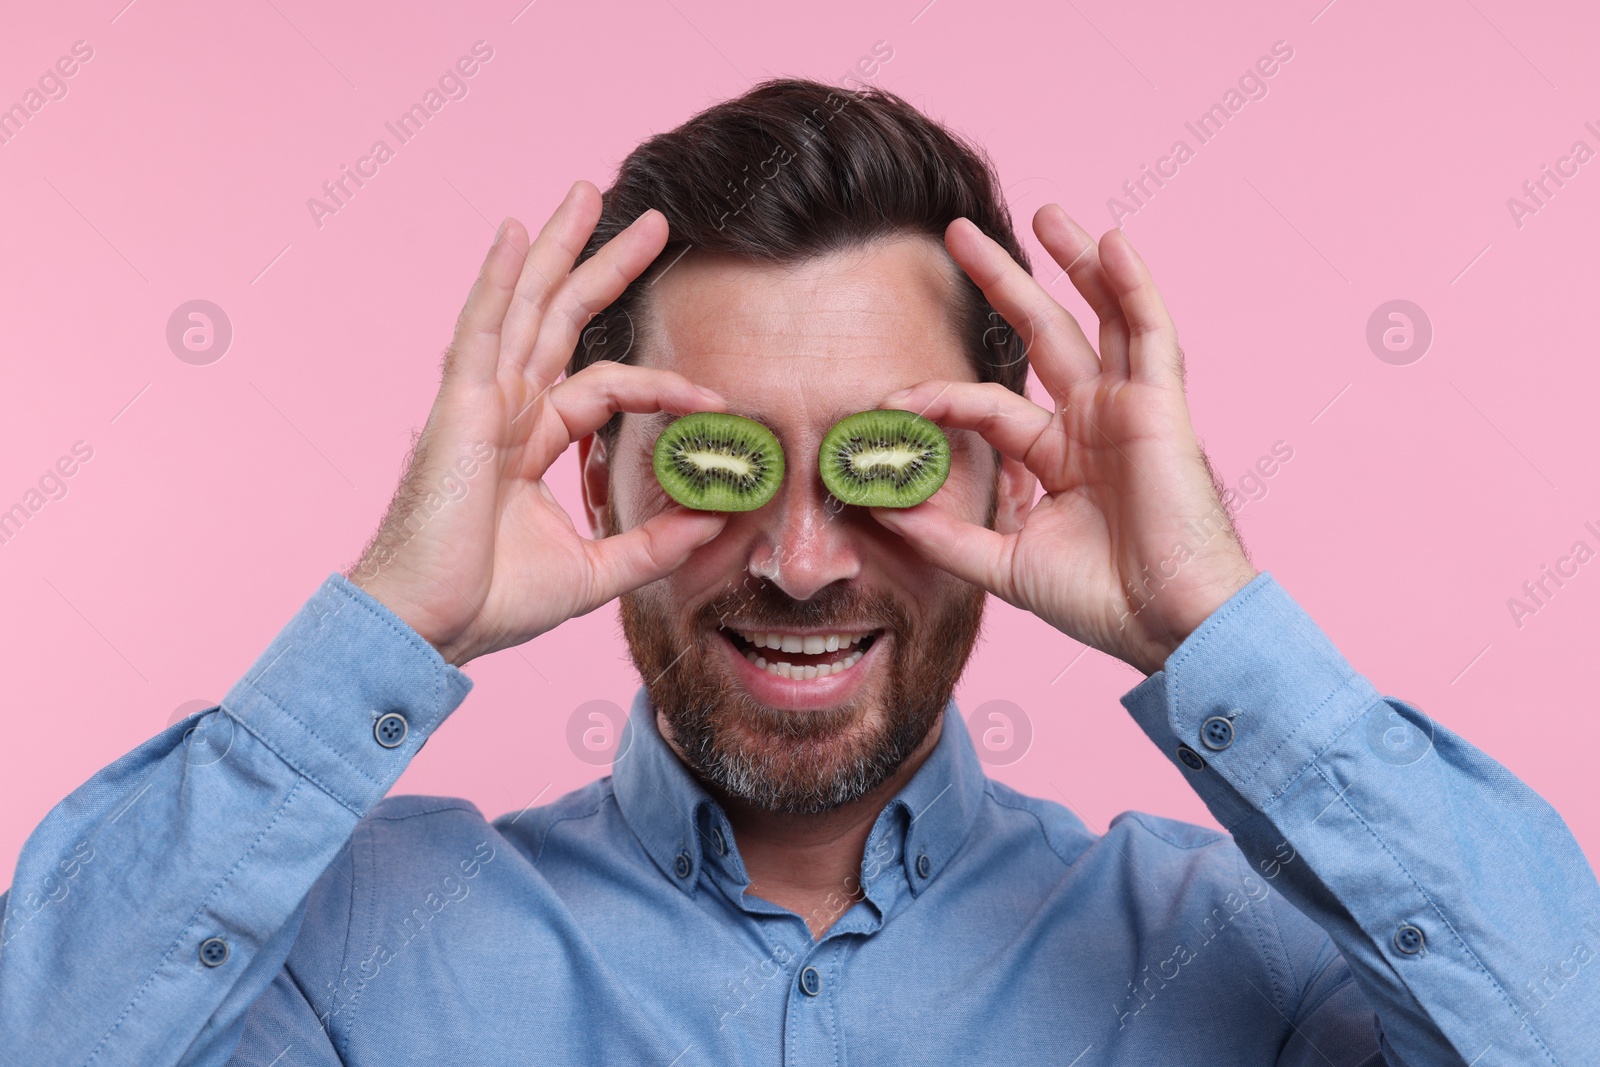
[[631, 235, 975, 433]]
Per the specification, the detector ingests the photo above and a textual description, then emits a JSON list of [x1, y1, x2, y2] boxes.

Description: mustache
[[702, 577, 912, 635]]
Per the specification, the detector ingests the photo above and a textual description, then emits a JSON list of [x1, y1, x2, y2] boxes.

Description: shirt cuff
[[1120, 571, 1381, 830], [219, 572, 475, 816]]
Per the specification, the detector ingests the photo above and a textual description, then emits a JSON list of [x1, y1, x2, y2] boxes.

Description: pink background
[[2, 0, 1597, 877]]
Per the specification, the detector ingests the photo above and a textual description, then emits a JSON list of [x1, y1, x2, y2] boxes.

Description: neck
[[657, 709, 944, 938]]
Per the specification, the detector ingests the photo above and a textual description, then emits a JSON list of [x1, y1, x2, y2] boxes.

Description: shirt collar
[[610, 686, 988, 902]]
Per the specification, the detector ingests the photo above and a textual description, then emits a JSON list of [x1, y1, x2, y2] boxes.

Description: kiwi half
[[819, 409, 950, 508], [652, 412, 785, 511]]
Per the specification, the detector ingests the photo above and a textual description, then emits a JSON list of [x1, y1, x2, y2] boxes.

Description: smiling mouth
[[719, 627, 882, 680]]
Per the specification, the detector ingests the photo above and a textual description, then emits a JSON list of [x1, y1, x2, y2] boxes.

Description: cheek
[[936, 431, 995, 519]]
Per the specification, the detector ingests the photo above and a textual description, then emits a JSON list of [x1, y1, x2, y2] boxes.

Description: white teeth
[[752, 647, 867, 679], [729, 630, 878, 650]]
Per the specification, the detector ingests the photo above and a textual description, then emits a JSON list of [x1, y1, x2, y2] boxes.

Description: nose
[[745, 460, 861, 600]]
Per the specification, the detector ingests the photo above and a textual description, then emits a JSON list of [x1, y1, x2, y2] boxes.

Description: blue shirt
[[2, 571, 1597, 1066]]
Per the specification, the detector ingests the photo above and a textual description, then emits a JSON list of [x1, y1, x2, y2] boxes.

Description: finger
[[870, 500, 1011, 596], [530, 361, 725, 473], [1032, 204, 1129, 378], [498, 181, 604, 379], [582, 507, 728, 611], [1097, 228, 1183, 386], [943, 216, 1101, 398], [443, 217, 530, 386], [881, 380, 1055, 468], [523, 206, 669, 386]]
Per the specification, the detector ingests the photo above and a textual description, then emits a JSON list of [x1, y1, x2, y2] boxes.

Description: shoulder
[[980, 778, 1232, 871]]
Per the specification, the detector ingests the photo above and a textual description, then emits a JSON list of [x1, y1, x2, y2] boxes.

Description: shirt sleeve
[[0, 573, 473, 1066], [1120, 571, 1600, 1067]]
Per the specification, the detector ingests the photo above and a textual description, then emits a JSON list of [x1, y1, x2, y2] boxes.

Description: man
[[1, 77, 1596, 1066]]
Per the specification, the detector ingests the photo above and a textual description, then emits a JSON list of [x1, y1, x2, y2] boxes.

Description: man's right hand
[[346, 180, 726, 667]]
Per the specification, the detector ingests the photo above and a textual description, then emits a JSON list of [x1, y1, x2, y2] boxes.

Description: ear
[[993, 451, 1035, 535], [579, 433, 612, 538]]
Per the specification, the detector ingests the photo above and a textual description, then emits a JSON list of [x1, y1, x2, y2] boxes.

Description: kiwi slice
[[652, 412, 785, 511], [819, 409, 950, 507]]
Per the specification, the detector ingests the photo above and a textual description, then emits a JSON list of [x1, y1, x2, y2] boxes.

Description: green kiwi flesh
[[819, 409, 950, 507], [652, 412, 785, 511]]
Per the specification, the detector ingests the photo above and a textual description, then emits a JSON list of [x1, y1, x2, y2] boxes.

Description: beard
[[617, 565, 987, 816]]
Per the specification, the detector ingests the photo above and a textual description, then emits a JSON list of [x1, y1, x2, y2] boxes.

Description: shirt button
[[1394, 923, 1426, 955], [374, 712, 409, 748], [711, 826, 728, 857], [916, 853, 931, 879], [1200, 715, 1234, 751], [674, 851, 692, 879], [1176, 743, 1206, 771], [799, 965, 822, 996], [199, 937, 230, 967]]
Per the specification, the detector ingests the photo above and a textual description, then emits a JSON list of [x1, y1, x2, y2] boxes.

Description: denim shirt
[[1, 571, 1597, 1066]]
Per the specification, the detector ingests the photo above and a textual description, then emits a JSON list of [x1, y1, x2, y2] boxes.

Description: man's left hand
[[871, 206, 1258, 676]]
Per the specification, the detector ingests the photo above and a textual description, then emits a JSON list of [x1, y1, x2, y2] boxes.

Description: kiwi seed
[[818, 409, 950, 508], [652, 412, 785, 512]]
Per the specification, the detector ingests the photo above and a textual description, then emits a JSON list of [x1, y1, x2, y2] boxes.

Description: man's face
[[585, 235, 1005, 815]]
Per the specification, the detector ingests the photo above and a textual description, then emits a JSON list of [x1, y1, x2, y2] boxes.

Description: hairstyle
[[567, 76, 1033, 445]]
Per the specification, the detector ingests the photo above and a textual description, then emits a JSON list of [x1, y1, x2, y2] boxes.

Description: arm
[[870, 206, 1599, 1064], [1, 181, 727, 1065], [0, 574, 472, 1065], [1120, 571, 1600, 1064]]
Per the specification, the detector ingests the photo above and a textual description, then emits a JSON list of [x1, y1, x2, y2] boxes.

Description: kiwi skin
[[818, 409, 951, 508], [652, 412, 785, 512]]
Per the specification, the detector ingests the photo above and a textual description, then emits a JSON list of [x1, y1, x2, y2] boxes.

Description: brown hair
[[568, 77, 1032, 443]]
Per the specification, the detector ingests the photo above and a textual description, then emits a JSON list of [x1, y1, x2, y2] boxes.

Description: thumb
[[583, 507, 727, 609], [870, 501, 1009, 595]]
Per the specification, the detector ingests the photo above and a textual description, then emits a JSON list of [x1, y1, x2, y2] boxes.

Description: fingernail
[[494, 217, 510, 244], [695, 384, 721, 400], [883, 388, 911, 404]]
